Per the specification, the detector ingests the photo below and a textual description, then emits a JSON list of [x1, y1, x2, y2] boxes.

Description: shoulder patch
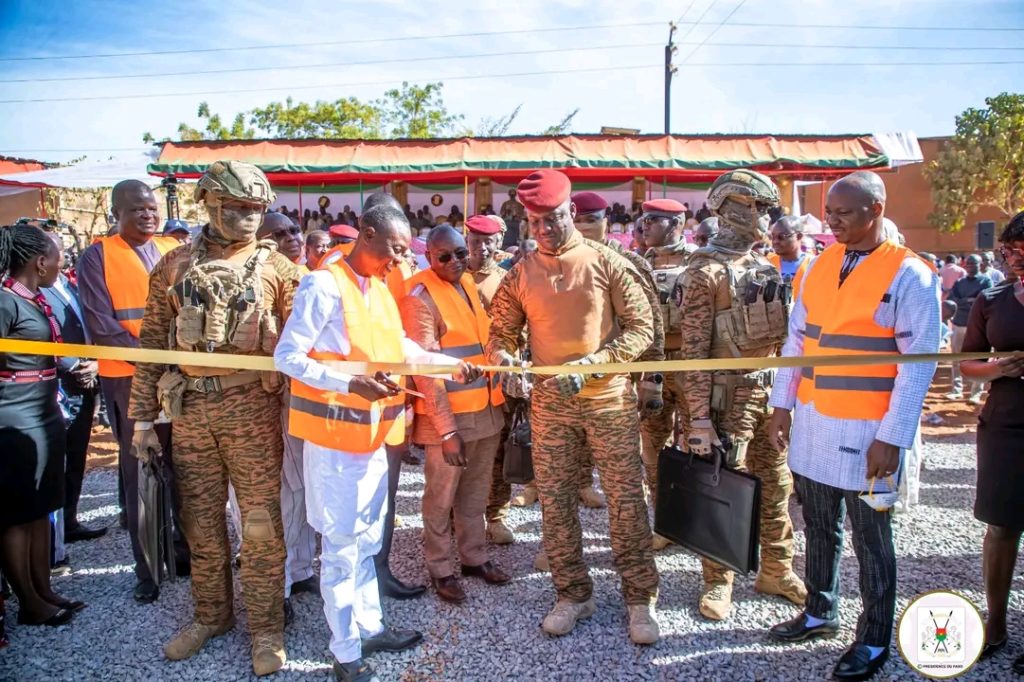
[[672, 279, 684, 307]]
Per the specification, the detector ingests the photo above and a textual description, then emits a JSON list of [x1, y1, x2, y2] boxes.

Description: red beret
[[571, 191, 608, 214], [642, 198, 686, 216], [465, 214, 502, 235], [516, 169, 571, 213], [329, 224, 359, 240]]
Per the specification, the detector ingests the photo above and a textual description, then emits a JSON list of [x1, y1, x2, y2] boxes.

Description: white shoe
[[944, 391, 963, 400], [627, 604, 660, 644], [542, 598, 597, 636]]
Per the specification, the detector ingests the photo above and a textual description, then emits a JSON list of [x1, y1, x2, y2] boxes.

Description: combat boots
[[699, 581, 734, 621], [252, 631, 287, 676], [578, 486, 606, 509], [164, 618, 236, 660], [486, 521, 515, 545], [651, 534, 673, 551], [542, 598, 596, 636], [627, 605, 660, 644], [533, 549, 550, 572], [511, 484, 538, 506], [755, 571, 808, 606]]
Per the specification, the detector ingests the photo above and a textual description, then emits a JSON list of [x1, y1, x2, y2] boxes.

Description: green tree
[[377, 82, 463, 138], [926, 92, 1024, 232], [542, 108, 580, 136], [248, 96, 383, 139]]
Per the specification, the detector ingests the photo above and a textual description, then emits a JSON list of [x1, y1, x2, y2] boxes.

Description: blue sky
[[1, 0, 1023, 163]]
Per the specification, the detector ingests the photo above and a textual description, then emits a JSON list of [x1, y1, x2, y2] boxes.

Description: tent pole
[[819, 179, 826, 221], [359, 179, 364, 211], [662, 175, 667, 198], [297, 183, 303, 218], [463, 175, 469, 227]]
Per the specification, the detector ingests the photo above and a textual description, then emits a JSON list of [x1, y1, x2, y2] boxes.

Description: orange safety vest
[[797, 241, 911, 420], [768, 252, 810, 302], [404, 269, 504, 416], [97, 234, 179, 378], [320, 241, 412, 301], [288, 259, 407, 453]]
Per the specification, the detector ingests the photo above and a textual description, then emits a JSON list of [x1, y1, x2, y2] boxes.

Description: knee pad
[[243, 507, 276, 543]]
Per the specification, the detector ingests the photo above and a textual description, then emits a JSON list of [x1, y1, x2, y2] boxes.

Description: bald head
[[257, 211, 302, 261], [831, 171, 886, 205], [426, 224, 463, 249], [362, 191, 403, 214], [111, 179, 153, 215], [426, 224, 468, 282], [257, 211, 293, 239]]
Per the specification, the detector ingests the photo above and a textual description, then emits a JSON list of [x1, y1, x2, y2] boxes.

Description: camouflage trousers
[[702, 385, 795, 586], [639, 368, 689, 505], [531, 386, 658, 605], [173, 383, 285, 634]]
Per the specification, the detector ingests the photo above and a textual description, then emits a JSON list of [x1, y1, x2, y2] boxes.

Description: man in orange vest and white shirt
[[767, 215, 810, 302], [274, 205, 482, 682], [399, 225, 511, 604], [765, 172, 940, 681], [77, 179, 183, 603]]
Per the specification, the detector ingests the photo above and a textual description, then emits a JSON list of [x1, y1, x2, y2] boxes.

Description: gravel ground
[[2, 432, 1021, 681]]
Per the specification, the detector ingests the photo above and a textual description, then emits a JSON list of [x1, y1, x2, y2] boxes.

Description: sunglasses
[[436, 248, 469, 264]]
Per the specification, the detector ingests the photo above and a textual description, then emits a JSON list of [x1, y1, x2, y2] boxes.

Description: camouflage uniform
[[486, 234, 658, 607], [128, 162, 302, 673], [676, 169, 804, 621], [640, 241, 690, 505]]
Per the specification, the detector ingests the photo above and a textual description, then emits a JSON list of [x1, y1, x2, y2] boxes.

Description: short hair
[[110, 179, 152, 214], [838, 170, 886, 203], [965, 254, 981, 265], [771, 215, 804, 234], [426, 224, 463, 248], [305, 229, 329, 245], [362, 191, 402, 213], [361, 205, 408, 234], [999, 210, 1024, 243], [945, 254, 957, 264]]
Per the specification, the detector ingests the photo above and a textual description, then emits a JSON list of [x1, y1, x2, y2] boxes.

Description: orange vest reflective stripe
[[321, 241, 412, 300], [288, 260, 406, 453], [97, 235, 179, 378], [405, 269, 504, 416], [797, 241, 910, 420], [768, 252, 810, 302]]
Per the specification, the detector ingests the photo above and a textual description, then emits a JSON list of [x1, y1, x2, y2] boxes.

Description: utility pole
[[664, 22, 677, 135]]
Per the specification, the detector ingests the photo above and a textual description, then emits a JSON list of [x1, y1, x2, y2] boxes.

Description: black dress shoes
[[291, 575, 321, 596], [283, 598, 294, 626], [769, 612, 839, 642], [333, 658, 380, 682], [980, 636, 1007, 659], [17, 607, 74, 627], [64, 523, 108, 543], [361, 626, 423, 656], [833, 643, 889, 681], [379, 573, 426, 600], [461, 561, 512, 585], [133, 578, 159, 603]]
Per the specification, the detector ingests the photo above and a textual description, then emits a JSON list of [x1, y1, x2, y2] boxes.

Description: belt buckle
[[190, 376, 221, 393]]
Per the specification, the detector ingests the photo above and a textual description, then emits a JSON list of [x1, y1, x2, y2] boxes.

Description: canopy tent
[[147, 133, 914, 186], [0, 149, 162, 190]]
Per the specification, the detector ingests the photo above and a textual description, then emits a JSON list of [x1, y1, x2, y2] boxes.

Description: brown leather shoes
[[431, 576, 466, 604], [461, 561, 512, 585]]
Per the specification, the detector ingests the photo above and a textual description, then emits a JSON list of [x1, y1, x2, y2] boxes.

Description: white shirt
[[274, 269, 454, 396], [982, 266, 1006, 285], [769, 254, 941, 492]]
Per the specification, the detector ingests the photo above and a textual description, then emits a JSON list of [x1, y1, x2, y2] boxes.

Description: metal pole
[[664, 23, 677, 135]]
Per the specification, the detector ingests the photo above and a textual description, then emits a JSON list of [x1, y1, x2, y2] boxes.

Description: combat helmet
[[705, 169, 779, 212], [194, 161, 275, 206]]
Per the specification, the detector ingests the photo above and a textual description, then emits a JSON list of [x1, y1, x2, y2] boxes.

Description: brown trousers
[[422, 433, 500, 578]]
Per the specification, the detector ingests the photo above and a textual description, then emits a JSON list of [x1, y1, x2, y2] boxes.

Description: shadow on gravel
[[920, 466, 977, 486]]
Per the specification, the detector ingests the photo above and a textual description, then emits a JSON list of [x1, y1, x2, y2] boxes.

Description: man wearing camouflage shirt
[[128, 161, 302, 676], [675, 169, 806, 622], [486, 169, 659, 645]]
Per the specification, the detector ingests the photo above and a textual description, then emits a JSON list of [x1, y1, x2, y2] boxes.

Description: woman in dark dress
[[0, 223, 80, 627], [960, 211, 1024, 674]]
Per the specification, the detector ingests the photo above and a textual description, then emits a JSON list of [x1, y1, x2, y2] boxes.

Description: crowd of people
[[1, 160, 1022, 682]]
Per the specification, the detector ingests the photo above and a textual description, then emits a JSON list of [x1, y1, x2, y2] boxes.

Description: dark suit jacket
[[42, 274, 91, 385]]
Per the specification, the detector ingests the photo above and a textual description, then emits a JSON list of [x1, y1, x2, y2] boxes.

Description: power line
[[0, 63, 662, 105], [675, 59, 1024, 66], [675, 0, 719, 46], [0, 42, 661, 84], [0, 22, 664, 62], [679, 0, 747, 64], [675, 0, 698, 25]]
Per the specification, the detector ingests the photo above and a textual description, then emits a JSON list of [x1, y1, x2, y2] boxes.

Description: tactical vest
[[646, 244, 689, 339], [171, 240, 278, 355], [679, 247, 789, 359], [767, 252, 810, 303], [797, 242, 908, 420], [98, 234, 179, 378], [405, 269, 504, 415], [289, 260, 406, 453]]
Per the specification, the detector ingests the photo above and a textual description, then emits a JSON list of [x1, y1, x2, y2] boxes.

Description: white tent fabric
[[0, 149, 161, 189], [872, 131, 924, 167]]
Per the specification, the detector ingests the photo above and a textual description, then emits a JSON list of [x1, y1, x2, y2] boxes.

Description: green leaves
[[926, 92, 1024, 232]]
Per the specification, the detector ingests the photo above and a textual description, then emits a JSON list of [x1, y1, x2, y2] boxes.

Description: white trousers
[[304, 441, 389, 664], [228, 398, 318, 597]]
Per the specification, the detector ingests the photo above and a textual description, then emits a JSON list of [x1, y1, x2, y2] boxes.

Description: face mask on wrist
[[858, 476, 900, 512]]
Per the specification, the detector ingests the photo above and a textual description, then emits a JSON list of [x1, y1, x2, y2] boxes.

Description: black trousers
[[795, 473, 897, 647], [63, 386, 98, 527], [100, 376, 187, 581]]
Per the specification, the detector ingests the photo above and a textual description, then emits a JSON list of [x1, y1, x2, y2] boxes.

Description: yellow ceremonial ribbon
[[0, 339, 1010, 377]]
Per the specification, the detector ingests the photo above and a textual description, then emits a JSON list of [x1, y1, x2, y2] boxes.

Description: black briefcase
[[654, 440, 762, 575], [502, 400, 534, 485]]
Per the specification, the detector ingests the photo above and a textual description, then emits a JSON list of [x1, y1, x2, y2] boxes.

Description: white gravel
[[2, 433, 1021, 681]]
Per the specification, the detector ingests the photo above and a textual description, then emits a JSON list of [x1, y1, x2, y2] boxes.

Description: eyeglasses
[[1000, 245, 1024, 259], [436, 248, 469, 264]]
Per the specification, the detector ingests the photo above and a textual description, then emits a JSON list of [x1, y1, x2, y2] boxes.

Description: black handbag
[[654, 439, 762, 575], [138, 456, 178, 586], [502, 400, 534, 484]]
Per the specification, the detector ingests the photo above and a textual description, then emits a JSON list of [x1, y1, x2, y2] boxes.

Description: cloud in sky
[[0, 0, 1022, 162]]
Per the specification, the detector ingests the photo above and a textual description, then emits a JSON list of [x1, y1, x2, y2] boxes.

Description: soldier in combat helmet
[[128, 161, 303, 676], [674, 169, 807, 621]]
